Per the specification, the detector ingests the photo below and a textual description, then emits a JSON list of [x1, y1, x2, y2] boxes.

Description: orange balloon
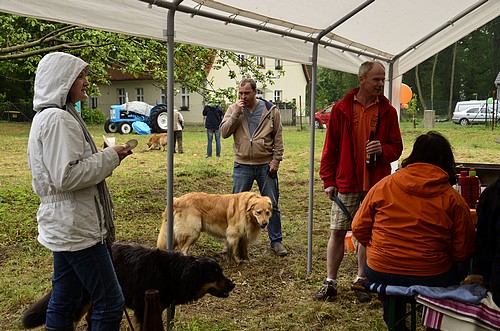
[[400, 84, 412, 104]]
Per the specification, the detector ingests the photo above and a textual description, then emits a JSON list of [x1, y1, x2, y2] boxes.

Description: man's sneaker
[[314, 280, 337, 301], [353, 277, 372, 303], [272, 243, 288, 256]]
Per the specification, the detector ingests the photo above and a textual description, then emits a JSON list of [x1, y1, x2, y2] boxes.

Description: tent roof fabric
[[1, 0, 498, 77]]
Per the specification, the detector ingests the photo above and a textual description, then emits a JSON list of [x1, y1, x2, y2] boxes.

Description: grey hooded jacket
[[27, 52, 120, 252]]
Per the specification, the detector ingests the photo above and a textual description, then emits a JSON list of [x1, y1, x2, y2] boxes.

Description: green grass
[[0, 120, 499, 330]]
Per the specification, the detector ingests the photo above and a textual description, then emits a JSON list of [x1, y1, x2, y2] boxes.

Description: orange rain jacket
[[352, 163, 476, 276]]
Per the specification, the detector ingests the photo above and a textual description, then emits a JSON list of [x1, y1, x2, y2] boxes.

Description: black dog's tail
[[22, 291, 51, 328], [22, 289, 92, 329]]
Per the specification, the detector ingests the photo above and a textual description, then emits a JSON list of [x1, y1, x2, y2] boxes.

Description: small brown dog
[[147, 133, 167, 151], [157, 192, 272, 263]]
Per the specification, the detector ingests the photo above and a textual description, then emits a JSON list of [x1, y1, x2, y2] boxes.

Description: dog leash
[[261, 171, 277, 193], [330, 194, 353, 221], [124, 309, 135, 331]]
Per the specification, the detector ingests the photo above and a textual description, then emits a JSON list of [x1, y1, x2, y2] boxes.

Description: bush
[[81, 108, 105, 124]]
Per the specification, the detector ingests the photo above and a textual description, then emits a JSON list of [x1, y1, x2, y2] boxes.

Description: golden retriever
[[157, 192, 272, 263], [147, 133, 167, 151]]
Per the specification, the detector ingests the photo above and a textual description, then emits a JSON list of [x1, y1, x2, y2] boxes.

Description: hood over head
[[392, 163, 452, 198], [33, 52, 88, 112]]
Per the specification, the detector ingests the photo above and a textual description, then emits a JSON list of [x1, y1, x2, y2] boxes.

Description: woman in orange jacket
[[352, 131, 476, 330]]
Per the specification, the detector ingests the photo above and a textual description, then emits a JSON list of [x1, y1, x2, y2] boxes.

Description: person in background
[[27, 52, 130, 330], [315, 61, 403, 303], [173, 106, 184, 153], [203, 103, 224, 157], [474, 178, 500, 307], [220, 78, 287, 256], [352, 131, 476, 330]]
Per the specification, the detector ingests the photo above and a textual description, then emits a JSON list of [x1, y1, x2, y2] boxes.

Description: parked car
[[452, 104, 499, 126], [454, 100, 487, 113], [315, 103, 334, 128]]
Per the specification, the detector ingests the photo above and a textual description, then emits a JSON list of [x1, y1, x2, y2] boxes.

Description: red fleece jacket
[[320, 88, 403, 192]]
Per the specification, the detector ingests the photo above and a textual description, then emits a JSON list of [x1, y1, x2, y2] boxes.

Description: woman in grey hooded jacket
[[27, 52, 130, 331]]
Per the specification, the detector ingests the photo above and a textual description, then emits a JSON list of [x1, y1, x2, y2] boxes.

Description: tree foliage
[[311, 18, 499, 119], [402, 17, 499, 118], [0, 14, 280, 104], [314, 67, 357, 110]]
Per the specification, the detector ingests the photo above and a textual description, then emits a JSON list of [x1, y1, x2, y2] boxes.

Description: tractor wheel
[[119, 122, 132, 134], [315, 120, 322, 129], [150, 106, 168, 133], [104, 119, 118, 133]]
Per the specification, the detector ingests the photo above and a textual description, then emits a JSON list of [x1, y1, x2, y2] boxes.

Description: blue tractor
[[104, 101, 168, 134]]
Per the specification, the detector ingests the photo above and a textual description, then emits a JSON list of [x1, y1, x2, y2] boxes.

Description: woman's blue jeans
[[46, 243, 124, 331], [232, 162, 283, 248], [206, 128, 221, 157]]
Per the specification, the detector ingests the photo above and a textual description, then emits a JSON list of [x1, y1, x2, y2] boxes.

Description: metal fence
[[0, 102, 34, 122], [275, 101, 297, 126]]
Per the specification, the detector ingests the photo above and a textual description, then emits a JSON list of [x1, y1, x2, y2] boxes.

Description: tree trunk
[[448, 42, 457, 119], [415, 65, 427, 110], [493, 17, 500, 78], [430, 53, 438, 110]]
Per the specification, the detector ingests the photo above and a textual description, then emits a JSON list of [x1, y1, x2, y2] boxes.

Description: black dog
[[22, 243, 235, 329]]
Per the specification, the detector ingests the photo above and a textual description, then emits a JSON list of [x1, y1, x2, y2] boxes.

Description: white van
[[452, 100, 500, 125], [454, 100, 489, 113]]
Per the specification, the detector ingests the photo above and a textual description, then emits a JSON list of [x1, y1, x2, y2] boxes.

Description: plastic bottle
[[366, 130, 376, 168], [457, 170, 470, 206], [468, 168, 481, 209], [143, 289, 164, 331]]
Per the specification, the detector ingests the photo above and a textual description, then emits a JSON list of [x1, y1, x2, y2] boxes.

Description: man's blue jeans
[[46, 243, 124, 331], [206, 128, 221, 157], [232, 162, 282, 247]]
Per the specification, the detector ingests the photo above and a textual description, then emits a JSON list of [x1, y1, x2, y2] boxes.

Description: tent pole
[[307, 43, 318, 275], [388, 62, 394, 104], [165, 2, 183, 330], [306, 0, 375, 275]]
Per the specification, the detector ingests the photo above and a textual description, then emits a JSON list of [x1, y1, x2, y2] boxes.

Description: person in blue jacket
[[203, 103, 224, 157]]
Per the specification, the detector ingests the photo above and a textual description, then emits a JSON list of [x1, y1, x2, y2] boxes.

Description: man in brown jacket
[[220, 78, 287, 256]]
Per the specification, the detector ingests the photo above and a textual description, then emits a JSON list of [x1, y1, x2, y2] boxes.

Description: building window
[[117, 88, 126, 104], [257, 57, 265, 68], [91, 96, 98, 109], [274, 90, 282, 102], [275, 59, 282, 69], [136, 88, 144, 102], [181, 87, 189, 109], [237, 53, 246, 64], [161, 89, 167, 104], [257, 89, 264, 99]]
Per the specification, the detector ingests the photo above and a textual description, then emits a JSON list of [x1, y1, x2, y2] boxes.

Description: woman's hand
[[113, 145, 133, 161]]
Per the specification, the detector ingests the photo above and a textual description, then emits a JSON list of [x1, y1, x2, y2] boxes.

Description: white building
[[95, 56, 309, 125]]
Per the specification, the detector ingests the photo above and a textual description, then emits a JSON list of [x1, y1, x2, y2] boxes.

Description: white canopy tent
[[2, 0, 499, 103], [2, 0, 498, 274]]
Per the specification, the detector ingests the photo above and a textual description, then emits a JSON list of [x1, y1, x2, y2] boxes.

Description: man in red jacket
[[314, 61, 403, 303]]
